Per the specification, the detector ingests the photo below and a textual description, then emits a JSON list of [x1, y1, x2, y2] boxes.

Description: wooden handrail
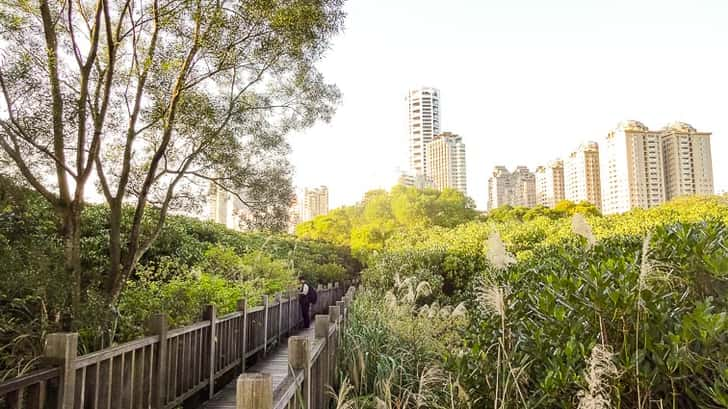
[[0, 282, 349, 409], [237, 285, 357, 409]]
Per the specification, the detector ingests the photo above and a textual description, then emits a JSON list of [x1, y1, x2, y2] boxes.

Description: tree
[[0, 0, 344, 320]]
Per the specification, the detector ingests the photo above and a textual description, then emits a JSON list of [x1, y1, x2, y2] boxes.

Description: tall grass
[[335, 285, 471, 408]]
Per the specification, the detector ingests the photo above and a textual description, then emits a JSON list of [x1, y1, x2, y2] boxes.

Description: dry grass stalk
[[451, 302, 468, 319], [385, 290, 397, 307], [415, 281, 432, 299], [577, 344, 618, 409], [572, 214, 597, 248], [485, 232, 516, 269], [476, 282, 506, 318], [328, 377, 356, 409]]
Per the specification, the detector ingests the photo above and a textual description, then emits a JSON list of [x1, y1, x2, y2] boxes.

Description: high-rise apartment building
[[565, 142, 602, 209], [407, 87, 441, 177], [487, 166, 536, 210], [602, 121, 666, 214], [535, 159, 565, 207], [661, 122, 714, 198], [511, 166, 537, 207], [398, 172, 434, 190], [301, 186, 329, 222], [425, 132, 467, 194], [487, 166, 512, 210], [287, 195, 301, 234], [207, 183, 249, 231], [602, 121, 714, 214]]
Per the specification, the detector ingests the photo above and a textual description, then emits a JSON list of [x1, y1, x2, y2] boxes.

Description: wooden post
[[288, 336, 310, 408], [262, 295, 269, 354], [147, 314, 168, 409], [329, 306, 340, 385], [287, 289, 295, 333], [203, 305, 217, 399], [329, 305, 340, 324], [315, 315, 330, 406], [336, 300, 345, 319], [44, 333, 78, 409], [315, 315, 330, 339], [237, 299, 247, 372], [275, 293, 282, 344], [236, 373, 272, 409]]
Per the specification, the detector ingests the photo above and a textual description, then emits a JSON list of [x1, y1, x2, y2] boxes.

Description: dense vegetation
[[325, 189, 728, 408], [296, 185, 479, 261], [0, 179, 358, 380]]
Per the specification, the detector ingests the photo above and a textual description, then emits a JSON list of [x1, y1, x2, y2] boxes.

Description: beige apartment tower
[[301, 186, 329, 222], [565, 142, 602, 209], [487, 166, 536, 210], [487, 166, 512, 210], [535, 160, 565, 208], [601, 121, 713, 215], [602, 121, 666, 214], [207, 183, 250, 231], [425, 132, 467, 194], [407, 87, 441, 177], [661, 122, 714, 198]]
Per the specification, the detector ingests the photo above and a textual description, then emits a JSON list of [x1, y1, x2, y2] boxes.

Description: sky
[[289, 0, 728, 210]]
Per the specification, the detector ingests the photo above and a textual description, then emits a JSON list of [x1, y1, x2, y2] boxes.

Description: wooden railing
[[237, 286, 356, 409], [0, 282, 349, 409]]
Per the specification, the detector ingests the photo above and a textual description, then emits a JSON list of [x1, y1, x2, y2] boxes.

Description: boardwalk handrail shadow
[[0, 281, 351, 409]]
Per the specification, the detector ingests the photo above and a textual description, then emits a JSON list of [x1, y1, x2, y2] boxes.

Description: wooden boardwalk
[[202, 326, 318, 409]]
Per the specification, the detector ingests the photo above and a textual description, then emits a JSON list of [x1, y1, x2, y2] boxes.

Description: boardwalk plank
[[200, 327, 317, 408]]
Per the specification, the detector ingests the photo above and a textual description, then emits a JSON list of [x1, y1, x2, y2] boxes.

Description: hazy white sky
[[289, 0, 728, 210]]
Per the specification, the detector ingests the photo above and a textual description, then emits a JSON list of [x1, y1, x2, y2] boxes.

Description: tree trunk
[[105, 201, 124, 305], [58, 203, 83, 330]]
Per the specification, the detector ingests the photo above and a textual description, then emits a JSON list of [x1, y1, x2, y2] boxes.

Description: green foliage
[[0, 179, 358, 378], [340, 195, 728, 408], [338, 288, 471, 408], [455, 222, 728, 408], [117, 272, 270, 341], [296, 186, 478, 261]]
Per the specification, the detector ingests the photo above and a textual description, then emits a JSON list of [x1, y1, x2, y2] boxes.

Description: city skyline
[[289, 0, 728, 210]]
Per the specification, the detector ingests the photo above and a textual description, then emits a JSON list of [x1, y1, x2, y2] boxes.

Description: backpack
[[307, 283, 318, 304]]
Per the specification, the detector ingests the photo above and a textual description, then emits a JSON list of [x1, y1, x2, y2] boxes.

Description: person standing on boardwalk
[[298, 276, 316, 328]]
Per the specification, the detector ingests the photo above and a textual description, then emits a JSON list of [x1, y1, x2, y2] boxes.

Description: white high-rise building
[[535, 159, 565, 208], [602, 121, 666, 215], [565, 142, 602, 209], [425, 132, 467, 194], [407, 87, 441, 177]]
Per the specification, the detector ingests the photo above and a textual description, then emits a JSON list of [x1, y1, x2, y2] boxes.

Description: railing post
[[287, 289, 295, 333], [44, 333, 78, 409], [288, 336, 310, 409], [316, 284, 323, 314], [237, 299, 247, 372], [203, 304, 217, 399], [336, 300, 345, 320], [315, 315, 331, 408], [329, 306, 341, 385], [328, 305, 340, 324], [147, 314, 168, 409], [236, 373, 272, 409], [275, 293, 282, 344], [262, 295, 269, 355]]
